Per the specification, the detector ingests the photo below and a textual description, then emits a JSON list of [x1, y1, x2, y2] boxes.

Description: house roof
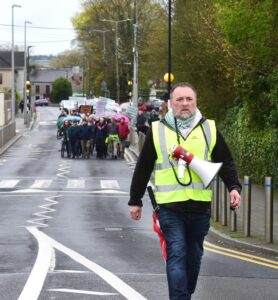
[[0, 51, 24, 69]]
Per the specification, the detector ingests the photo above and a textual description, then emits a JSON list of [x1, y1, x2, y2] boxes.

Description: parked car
[[35, 98, 49, 106]]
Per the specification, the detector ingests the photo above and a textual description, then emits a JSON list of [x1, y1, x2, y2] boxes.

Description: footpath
[[126, 145, 278, 258], [1, 115, 277, 258], [0, 112, 34, 155]]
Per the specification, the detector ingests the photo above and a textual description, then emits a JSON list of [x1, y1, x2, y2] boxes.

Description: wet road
[[0, 106, 277, 300]]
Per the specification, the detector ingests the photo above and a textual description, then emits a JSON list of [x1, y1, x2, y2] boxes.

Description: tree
[[51, 77, 72, 103], [72, 0, 167, 101], [49, 49, 83, 69]]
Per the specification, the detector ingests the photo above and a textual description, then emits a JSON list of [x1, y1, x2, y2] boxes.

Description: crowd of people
[[57, 111, 130, 160]]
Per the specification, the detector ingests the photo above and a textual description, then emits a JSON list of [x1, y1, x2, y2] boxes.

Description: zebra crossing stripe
[[100, 180, 120, 189], [30, 180, 52, 189], [0, 180, 20, 188], [66, 179, 85, 189]]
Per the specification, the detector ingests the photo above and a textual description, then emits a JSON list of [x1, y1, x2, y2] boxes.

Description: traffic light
[[26, 80, 31, 96], [127, 80, 133, 99]]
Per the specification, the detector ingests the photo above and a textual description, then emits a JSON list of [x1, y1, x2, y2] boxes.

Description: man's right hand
[[129, 206, 142, 220]]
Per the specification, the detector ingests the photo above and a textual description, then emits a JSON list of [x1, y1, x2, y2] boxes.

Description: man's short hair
[[170, 82, 197, 99]]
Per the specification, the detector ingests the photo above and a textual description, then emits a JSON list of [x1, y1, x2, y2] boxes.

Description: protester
[[118, 117, 130, 158], [95, 117, 108, 159], [128, 82, 241, 300], [79, 119, 93, 159], [136, 110, 146, 134], [60, 120, 71, 157], [68, 120, 81, 158], [148, 109, 160, 126], [107, 117, 120, 159]]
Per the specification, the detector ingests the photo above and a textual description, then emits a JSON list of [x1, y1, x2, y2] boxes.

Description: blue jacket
[[79, 125, 93, 140]]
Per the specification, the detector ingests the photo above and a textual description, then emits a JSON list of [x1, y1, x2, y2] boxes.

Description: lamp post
[[11, 4, 21, 122], [90, 29, 110, 63], [24, 21, 32, 125], [27, 46, 33, 81], [167, 0, 172, 99], [101, 18, 132, 103]]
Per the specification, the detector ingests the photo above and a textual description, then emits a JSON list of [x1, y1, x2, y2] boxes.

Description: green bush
[[221, 103, 278, 186]]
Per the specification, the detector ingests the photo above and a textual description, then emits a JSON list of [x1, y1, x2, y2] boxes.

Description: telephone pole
[[132, 0, 138, 108]]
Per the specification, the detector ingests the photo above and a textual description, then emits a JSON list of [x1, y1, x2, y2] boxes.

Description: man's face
[[170, 86, 197, 120]]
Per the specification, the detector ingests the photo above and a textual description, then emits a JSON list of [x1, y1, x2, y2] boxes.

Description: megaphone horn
[[169, 145, 222, 188]]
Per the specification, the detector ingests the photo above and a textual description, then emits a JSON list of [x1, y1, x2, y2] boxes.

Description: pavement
[[1, 114, 278, 258], [0, 112, 35, 156]]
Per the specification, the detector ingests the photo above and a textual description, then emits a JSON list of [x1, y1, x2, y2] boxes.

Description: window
[[0, 73, 3, 84], [45, 85, 50, 95], [36, 85, 40, 94]]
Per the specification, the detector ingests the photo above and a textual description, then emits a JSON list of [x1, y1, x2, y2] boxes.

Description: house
[[0, 51, 25, 98], [29, 67, 84, 102]]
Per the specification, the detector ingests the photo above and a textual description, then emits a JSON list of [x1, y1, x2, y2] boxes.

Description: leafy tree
[[51, 77, 72, 103], [49, 49, 83, 69], [72, 0, 168, 101]]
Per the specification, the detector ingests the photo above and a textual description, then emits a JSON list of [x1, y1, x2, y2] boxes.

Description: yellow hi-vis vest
[[152, 119, 216, 204]]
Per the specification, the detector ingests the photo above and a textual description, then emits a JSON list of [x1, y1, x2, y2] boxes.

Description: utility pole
[[23, 21, 32, 125], [167, 0, 172, 99], [11, 4, 21, 122], [101, 18, 131, 103], [132, 0, 138, 108]]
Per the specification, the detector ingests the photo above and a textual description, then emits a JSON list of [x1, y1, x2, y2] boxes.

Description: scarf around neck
[[165, 108, 202, 139]]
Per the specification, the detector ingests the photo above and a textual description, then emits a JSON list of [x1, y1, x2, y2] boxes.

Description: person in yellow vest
[[129, 82, 241, 300]]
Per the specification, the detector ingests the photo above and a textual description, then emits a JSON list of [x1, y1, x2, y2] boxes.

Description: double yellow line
[[204, 241, 278, 269]]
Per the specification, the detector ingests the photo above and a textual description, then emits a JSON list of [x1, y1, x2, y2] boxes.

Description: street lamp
[[101, 18, 132, 103], [11, 4, 21, 122], [90, 29, 111, 63], [24, 21, 32, 125], [167, 0, 172, 100]]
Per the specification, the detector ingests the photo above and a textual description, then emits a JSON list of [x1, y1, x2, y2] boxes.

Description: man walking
[[128, 82, 241, 300]]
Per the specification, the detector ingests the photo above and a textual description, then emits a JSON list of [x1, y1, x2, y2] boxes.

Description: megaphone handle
[[168, 155, 193, 187]]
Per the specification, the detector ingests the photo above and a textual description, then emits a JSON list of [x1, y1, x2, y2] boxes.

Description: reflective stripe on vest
[[152, 120, 216, 204]]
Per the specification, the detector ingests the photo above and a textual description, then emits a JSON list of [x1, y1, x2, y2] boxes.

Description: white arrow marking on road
[[100, 180, 120, 189], [20, 226, 147, 300], [47, 288, 118, 296], [0, 180, 19, 188]]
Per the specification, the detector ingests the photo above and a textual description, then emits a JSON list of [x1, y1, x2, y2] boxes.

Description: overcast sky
[[0, 0, 82, 56]]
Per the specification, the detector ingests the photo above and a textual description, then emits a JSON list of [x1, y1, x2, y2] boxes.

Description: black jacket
[[129, 118, 242, 214]]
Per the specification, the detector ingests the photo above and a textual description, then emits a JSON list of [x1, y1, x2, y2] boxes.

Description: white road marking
[[18, 227, 53, 300], [22, 227, 147, 300], [92, 189, 128, 194], [47, 289, 118, 296], [100, 180, 120, 189], [39, 121, 57, 125], [0, 180, 19, 188], [66, 179, 85, 189], [27, 195, 60, 227], [56, 161, 72, 179], [54, 270, 89, 273], [11, 189, 46, 193], [0, 190, 129, 196], [30, 180, 52, 189]]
